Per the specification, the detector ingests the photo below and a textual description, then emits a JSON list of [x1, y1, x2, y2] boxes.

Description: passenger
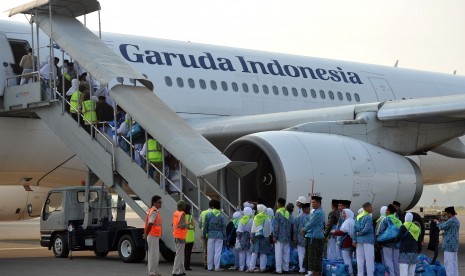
[[127, 122, 145, 167], [203, 199, 226, 271], [273, 197, 292, 274], [144, 195, 163, 276], [172, 200, 188, 276], [96, 96, 114, 123], [39, 56, 60, 97], [296, 196, 308, 215], [199, 200, 214, 269], [395, 213, 420, 276], [236, 207, 253, 272], [63, 62, 76, 93], [375, 206, 388, 236], [332, 208, 355, 275], [248, 204, 272, 273], [227, 211, 241, 270], [377, 204, 402, 276], [19, 48, 37, 85], [293, 202, 310, 274], [392, 201, 405, 223], [325, 199, 340, 261], [81, 92, 97, 134], [335, 200, 351, 260], [184, 204, 195, 271], [354, 202, 375, 276], [286, 203, 295, 252], [303, 195, 325, 276], [166, 154, 181, 194], [436, 206, 460, 276], [140, 135, 163, 183], [67, 81, 83, 121]]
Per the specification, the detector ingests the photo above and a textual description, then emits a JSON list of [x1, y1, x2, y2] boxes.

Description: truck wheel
[[118, 234, 139, 263], [94, 249, 109, 257], [52, 233, 69, 258]]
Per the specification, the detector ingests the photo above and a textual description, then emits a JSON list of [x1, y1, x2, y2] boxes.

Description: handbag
[[377, 217, 399, 243]]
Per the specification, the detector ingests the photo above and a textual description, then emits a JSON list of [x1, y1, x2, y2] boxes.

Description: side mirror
[[27, 204, 33, 215]]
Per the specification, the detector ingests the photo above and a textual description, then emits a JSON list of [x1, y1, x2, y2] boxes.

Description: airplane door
[[0, 33, 15, 96], [368, 77, 395, 102]]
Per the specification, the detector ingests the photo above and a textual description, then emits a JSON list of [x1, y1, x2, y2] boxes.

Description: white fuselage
[[1, 19, 465, 219]]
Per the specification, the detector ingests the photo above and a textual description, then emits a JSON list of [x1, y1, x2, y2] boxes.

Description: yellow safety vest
[[69, 91, 83, 114], [82, 100, 97, 125], [185, 214, 195, 243], [147, 139, 162, 163]]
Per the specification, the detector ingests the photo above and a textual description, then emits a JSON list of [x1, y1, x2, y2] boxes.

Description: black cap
[[331, 199, 339, 205], [68, 62, 74, 66], [339, 200, 351, 207], [387, 204, 397, 215], [98, 96, 106, 100], [311, 195, 322, 201], [286, 203, 294, 211], [362, 202, 372, 209], [277, 197, 286, 206], [302, 203, 311, 208], [444, 206, 456, 215], [392, 201, 401, 207]]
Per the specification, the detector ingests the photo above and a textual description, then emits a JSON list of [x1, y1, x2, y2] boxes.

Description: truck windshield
[[42, 192, 63, 220]]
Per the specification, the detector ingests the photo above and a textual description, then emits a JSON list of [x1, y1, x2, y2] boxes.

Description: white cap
[[296, 196, 307, 204]]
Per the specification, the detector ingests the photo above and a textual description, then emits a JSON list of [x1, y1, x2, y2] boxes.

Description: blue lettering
[[328, 70, 341, 82], [248, 61, 269, 75], [217, 58, 236, 71], [178, 54, 200, 68], [199, 52, 218, 70], [284, 65, 300, 77], [298, 67, 317, 79], [315, 69, 329, 80], [268, 60, 286, 76], [120, 44, 143, 63], [145, 50, 164, 65], [162, 52, 177, 66], [236, 56, 251, 73]]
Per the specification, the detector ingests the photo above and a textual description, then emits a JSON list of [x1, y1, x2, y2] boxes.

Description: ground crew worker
[[199, 200, 214, 269], [436, 206, 460, 276], [184, 204, 195, 271], [147, 136, 163, 183], [172, 200, 189, 276], [144, 195, 163, 276]]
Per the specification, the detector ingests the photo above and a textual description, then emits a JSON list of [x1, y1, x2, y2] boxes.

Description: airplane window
[[310, 89, 317, 98], [188, 78, 195, 88], [253, 84, 259, 94], [242, 83, 249, 93], [273, 86, 279, 95], [199, 79, 206, 89], [232, 82, 239, 92], [165, 76, 173, 87], [319, 90, 326, 99], [221, 81, 228, 91], [292, 87, 298, 97], [328, 90, 334, 100], [354, 93, 360, 102], [263, 85, 269, 95], [177, 77, 184, 88], [210, 80, 217, 91], [346, 92, 352, 101], [337, 91, 343, 101], [282, 87, 289, 96], [301, 88, 308, 98]]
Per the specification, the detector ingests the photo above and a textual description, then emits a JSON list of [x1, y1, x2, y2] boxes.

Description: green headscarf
[[211, 209, 221, 217], [387, 214, 402, 228], [357, 210, 369, 221], [276, 207, 290, 220]]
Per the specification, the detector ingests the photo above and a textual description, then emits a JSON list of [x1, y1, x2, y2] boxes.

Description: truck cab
[[40, 186, 146, 263]]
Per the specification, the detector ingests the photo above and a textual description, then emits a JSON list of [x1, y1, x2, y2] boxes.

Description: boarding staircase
[[1, 0, 255, 253]]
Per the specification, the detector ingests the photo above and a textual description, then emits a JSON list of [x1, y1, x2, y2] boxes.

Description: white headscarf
[[243, 207, 253, 217], [358, 208, 363, 214], [266, 207, 274, 217], [257, 204, 267, 214], [65, 78, 79, 96], [232, 211, 242, 220], [380, 206, 388, 218], [340, 209, 355, 237], [243, 201, 254, 210], [405, 212, 413, 222]]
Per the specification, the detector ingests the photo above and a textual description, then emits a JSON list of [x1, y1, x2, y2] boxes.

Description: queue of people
[[143, 194, 459, 276]]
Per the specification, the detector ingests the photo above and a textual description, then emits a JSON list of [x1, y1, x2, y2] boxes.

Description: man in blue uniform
[[436, 206, 460, 276], [303, 195, 325, 276]]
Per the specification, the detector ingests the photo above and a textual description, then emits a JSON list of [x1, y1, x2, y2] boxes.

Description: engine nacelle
[[224, 131, 423, 216]]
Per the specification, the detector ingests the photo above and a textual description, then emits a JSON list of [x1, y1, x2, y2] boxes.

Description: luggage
[[415, 254, 446, 276], [322, 258, 348, 276], [220, 246, 235, 267], [377, 217, 399, 243], [374, 262, 387, 276]]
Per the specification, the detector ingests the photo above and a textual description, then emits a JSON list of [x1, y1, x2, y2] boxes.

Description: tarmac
[[0, 216, 464, 276]]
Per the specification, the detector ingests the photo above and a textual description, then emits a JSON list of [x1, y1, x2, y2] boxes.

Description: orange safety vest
[[145, 206, 162, 237], [172, 210, 188, 240]]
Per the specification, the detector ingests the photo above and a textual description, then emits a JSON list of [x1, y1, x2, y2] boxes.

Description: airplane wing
[[194, 94, 465, 156]]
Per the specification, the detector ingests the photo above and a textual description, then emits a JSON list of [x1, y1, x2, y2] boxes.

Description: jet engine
[[223, 131, 423, 216]]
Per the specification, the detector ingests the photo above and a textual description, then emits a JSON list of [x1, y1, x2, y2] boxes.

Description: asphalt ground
[[0, 216, 464, 276]]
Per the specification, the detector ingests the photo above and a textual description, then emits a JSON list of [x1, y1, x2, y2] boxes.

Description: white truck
[[39, 186, 147, 262]]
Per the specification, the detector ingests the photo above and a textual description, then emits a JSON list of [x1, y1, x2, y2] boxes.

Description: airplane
[[2, 12, 465, 223]]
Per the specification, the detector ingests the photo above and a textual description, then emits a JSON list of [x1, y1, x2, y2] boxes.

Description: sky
[[1, 0, 465, 206], [1, 0, 465, 75]]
